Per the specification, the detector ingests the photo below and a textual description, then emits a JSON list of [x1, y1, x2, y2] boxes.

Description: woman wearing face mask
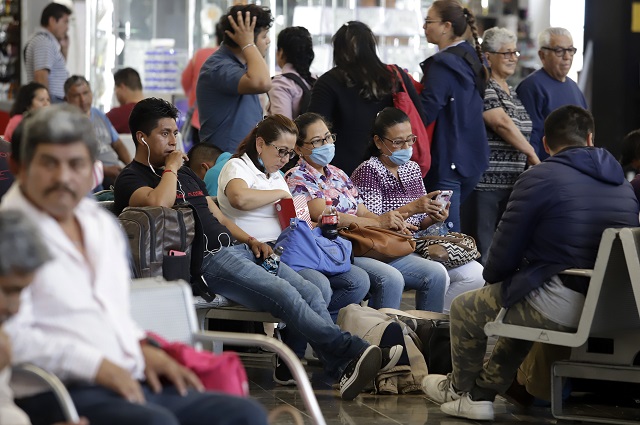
[[286, 112, 449, 313], [351, 107, 484, 312], [217, 115, 374, 385]]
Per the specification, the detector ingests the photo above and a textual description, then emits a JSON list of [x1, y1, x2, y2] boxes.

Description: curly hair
[[220, 4, 273, 49], [10, 82, 48, 117], [332, 21, 396, 101], [277, 26, 316, 87]]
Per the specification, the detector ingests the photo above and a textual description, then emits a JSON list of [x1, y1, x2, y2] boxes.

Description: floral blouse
[[285, 159, 362, 215]]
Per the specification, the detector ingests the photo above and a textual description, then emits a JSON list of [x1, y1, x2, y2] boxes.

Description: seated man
[[64, 75, 132, 188], [107, 68, 145, 134], [422, 106, 640, 421], [187, 143, 231, 199], [114, 97, 398, 399], [0, 211, 87, 425], [1, 104, 268, 425]]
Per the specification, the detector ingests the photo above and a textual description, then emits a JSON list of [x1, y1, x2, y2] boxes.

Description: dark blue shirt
[[516, 68, 587, 160], [196, 45, 262, 153]]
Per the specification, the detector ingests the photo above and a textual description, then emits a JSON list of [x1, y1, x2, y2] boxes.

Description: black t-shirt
[[0, 139, 14, 201], [113, 160, 232, 251]]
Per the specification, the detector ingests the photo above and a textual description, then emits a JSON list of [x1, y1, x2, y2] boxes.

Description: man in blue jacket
[[422, 105, 640, 421]]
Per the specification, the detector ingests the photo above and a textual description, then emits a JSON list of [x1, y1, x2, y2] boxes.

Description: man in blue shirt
[[196, 5, 273, 154], [516, 27, 587, 160]]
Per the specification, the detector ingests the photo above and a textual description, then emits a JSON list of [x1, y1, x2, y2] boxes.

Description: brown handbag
[[338, 223, 416, 263]]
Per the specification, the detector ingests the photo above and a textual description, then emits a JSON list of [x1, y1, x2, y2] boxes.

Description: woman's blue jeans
[[201, 244, 369, 377], [355, 253, 449, 312]]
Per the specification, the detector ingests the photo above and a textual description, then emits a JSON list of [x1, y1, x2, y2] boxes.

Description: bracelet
[[241, 43, 256, 52], [162, 169, 178, 178]]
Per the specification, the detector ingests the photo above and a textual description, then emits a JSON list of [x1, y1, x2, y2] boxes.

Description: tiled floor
[[236, 292, 640, 425]]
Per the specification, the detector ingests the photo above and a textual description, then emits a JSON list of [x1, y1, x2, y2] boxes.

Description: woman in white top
[[267, 27, 316, 119], [217, 115, 371, 383]]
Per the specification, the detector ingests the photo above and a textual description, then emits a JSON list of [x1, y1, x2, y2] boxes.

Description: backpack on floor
[[118, 204, 212, 300]]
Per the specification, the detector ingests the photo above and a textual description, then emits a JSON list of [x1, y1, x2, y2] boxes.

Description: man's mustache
[[44, 183, 77, 198]]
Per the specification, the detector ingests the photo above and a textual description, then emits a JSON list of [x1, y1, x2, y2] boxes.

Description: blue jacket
[[420, 42, 488, 179], [484, 146, 640, 307]]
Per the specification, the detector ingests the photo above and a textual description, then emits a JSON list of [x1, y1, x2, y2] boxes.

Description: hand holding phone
[[434, 190, 453, 212]]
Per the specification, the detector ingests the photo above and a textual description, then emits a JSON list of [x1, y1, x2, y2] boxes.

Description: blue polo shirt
[[196, 45, 262, 153]]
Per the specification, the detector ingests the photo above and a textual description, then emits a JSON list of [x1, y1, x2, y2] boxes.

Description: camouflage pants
[[449, 282, 574, 401]]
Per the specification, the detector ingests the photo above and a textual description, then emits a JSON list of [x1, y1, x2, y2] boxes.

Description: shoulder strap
[[281, 73, 311, 92], [442, 45, 487, 96]]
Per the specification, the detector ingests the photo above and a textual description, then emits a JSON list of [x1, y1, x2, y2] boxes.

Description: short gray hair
[[481, 27, 517, 53], [64, 75, 90, 95], [538, 27, 573, 48], [0, 210, 51, 275], [21, 103, 99, 165]]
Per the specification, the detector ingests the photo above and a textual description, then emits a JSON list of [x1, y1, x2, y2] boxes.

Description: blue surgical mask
[[309, 144, 335, 167], [385, 147, 413, 166]]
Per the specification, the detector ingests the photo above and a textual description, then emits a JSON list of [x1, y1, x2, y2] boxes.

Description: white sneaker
[[441, 393, 494, 421], [422, 374, 461, 404]]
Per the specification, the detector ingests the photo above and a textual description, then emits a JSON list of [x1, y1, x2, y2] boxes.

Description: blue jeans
[[298, 266, 370, 321], [355, 253, 449, 312], [17, 384, 266, 425], [202, 244, 369, 377], [424, 167, 483, 232]]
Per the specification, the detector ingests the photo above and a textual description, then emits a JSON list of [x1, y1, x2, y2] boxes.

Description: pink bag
[[147, 332, 249, 397]]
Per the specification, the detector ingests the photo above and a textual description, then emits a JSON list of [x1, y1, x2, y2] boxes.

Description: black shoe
[[339, 345, 382, 401], [273, 356, 296, 386], [380, 345, 403, 372]]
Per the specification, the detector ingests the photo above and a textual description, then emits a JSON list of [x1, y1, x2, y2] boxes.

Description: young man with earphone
[[113, 97, 400, 401]]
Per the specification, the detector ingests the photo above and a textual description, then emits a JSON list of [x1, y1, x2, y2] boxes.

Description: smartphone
[[434, 190, 453, 210], [169, 250, 187, 257]]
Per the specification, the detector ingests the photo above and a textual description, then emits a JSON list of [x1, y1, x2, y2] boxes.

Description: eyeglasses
[[380, 135, 417, 148], [423, 18, 442, 25], [541, 46, 577, 57], [304, 133, 336, 148], [488, 50, 521, 59], [267, 143, 297, 160]]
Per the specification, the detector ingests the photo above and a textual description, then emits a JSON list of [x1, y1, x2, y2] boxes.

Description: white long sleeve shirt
[[0, 185, 145, 397]]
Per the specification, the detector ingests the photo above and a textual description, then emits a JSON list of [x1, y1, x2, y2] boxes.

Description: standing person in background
[[308, 21, 423, 175], [196, 5, 273, 153], [419, 0, 488, 232], [3, 83, 50, 142], [106, 68, 145, 134], [24, 2, 71, 104], [516, 27, 587, 161], [461, 27, 537, 264], [64, 75, 132, 188], [268, 26, 316, 119], [181, 22, 224, 145]]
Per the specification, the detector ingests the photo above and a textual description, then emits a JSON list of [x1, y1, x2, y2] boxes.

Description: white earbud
[[141, 137, 148, 147]]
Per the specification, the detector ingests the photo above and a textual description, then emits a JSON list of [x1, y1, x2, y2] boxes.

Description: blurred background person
[[267, 26, 316, 119], [107, 68, 145, 134], [620, 129, 640, 202], [308, 21, 423, 175], [3, 83, 50, 142], [461, 27, 537, 264]]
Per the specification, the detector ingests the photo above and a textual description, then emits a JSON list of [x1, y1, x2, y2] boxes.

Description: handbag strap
[[388, 65, 408, 94]]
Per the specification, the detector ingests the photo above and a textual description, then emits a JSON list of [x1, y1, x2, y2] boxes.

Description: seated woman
[[4, 82, 50, 142], [216, 114, 372, 384], [286, 112, 449, 313], [351, 107, 485, 312]]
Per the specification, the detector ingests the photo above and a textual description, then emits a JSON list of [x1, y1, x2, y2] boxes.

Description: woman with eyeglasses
[[287, 112, 449, 313], [460, 27, 537, 265], [420, 0, 489, 233], [351, 107, 484, 312], [217, 114, 372, 385]]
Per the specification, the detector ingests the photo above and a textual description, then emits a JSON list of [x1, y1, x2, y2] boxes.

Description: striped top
[[24, 28, 69, 99], [477, 78, 532, 190]]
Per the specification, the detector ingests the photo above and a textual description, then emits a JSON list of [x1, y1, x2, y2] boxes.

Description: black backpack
[[443, 45, 487, 97], [281, 73, 314, 116]]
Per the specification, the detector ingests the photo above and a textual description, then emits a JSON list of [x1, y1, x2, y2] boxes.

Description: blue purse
[[276, 218, 352, 276]]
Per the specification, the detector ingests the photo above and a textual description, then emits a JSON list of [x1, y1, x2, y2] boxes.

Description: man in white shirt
[[0, 104, 267, 425]]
